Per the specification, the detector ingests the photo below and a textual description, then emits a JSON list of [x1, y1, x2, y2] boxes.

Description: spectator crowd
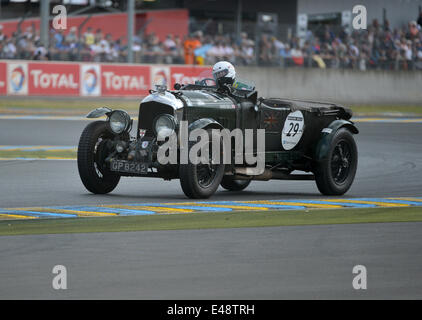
[[1, 12, 422, 71]]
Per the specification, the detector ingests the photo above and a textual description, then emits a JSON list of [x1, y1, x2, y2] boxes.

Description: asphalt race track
[[1, 119, 422, 207], [1, 222, 422, 299], [0, 118, 422, 299]]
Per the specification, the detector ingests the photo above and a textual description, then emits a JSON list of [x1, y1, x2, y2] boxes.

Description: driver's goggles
[[213, 69, 229, 80]]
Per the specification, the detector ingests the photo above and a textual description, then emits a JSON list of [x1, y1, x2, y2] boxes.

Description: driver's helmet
[[212, 61, 236, 86]]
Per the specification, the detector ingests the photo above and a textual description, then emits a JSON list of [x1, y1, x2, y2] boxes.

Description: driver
[[212, 61, 254, 94], [212, 61, 236, 90]]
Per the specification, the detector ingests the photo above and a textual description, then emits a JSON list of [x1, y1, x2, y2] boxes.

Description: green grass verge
[[0, 150, 76, 159], [1, 206, 422, 236], [350, 105, 422, 115], [0, 97, 140, 114], [1, 97, 421, 116]]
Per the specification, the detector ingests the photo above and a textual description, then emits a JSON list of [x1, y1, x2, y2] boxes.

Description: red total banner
[[0, 62, 6, 95], [0, 60, 211, 97], [28, 62, 79, 95], [101, 64, 150, 97]]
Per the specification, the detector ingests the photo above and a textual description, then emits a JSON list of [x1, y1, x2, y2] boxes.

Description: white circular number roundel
[[281, 110, 305, 150]]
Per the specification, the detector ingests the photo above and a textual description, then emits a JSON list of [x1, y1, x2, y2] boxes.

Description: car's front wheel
[[179, 130, 225, 199], [77, 121, 120, 194], [314, 128, 358, 195]]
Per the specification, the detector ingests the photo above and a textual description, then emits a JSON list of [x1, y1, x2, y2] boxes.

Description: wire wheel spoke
[[93, 135, 109, 179], [196, 141, 219, 188], [331, 140, 352, 184], [197, 164, 217, 188]]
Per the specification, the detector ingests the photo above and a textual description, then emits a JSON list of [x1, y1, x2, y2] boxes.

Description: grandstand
[[0, 0, 421, 70]]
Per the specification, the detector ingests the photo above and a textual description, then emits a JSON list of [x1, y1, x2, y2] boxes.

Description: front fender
[[188, 118, 224, 132], [315, 120, 359, 161], [86, 107, 113, 118]]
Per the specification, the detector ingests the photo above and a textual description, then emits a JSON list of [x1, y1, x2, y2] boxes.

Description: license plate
[[110, 160, 148, 174]]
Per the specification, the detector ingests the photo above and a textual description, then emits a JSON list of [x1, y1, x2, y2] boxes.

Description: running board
[[233, 167, 315, 181]]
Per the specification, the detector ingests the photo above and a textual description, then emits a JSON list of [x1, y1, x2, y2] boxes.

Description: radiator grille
[[137, 102, 175, 138]]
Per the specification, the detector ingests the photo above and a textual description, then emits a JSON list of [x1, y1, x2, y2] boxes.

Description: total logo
[[84, 69, 97, 92], [7, 63, 28, 95], [30, 69, 78, 89], [151, 66, 170, 88], [102, 71, 148, 91], [80, 64, 101, 96]]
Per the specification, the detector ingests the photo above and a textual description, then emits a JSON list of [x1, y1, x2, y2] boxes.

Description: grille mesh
[[137, 102, 174, 138]]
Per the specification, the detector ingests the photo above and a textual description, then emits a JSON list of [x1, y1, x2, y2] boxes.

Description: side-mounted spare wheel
[[77, 121, 120, 194], [314, 128, 358, 195]]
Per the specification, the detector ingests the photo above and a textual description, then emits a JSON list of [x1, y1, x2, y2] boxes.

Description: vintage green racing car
[[77, 62, 358, 199]]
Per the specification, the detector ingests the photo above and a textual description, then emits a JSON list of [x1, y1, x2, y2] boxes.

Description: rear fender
[[315, 120, 358, 161]]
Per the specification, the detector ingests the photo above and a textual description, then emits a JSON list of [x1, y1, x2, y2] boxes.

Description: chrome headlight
[[154, 114, 176, 139], [109, 110, 131, 134]]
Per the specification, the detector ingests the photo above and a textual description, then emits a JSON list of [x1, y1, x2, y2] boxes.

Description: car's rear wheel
[[314, 128, 358, 195], [77, 121, 120, 194], [220, 176, 251, 191], [179, 130, 225, 199]]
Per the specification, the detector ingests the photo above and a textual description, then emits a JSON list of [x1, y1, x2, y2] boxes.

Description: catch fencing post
[[127, 0, 135, 63], [40, 0, 50, 49]]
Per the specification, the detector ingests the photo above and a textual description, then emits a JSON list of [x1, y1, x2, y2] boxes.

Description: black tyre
[[179, 130, 225, 199], [314, 128, 358, 195], [220, 176, 251, 191], [77, 121, 120, 194]]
